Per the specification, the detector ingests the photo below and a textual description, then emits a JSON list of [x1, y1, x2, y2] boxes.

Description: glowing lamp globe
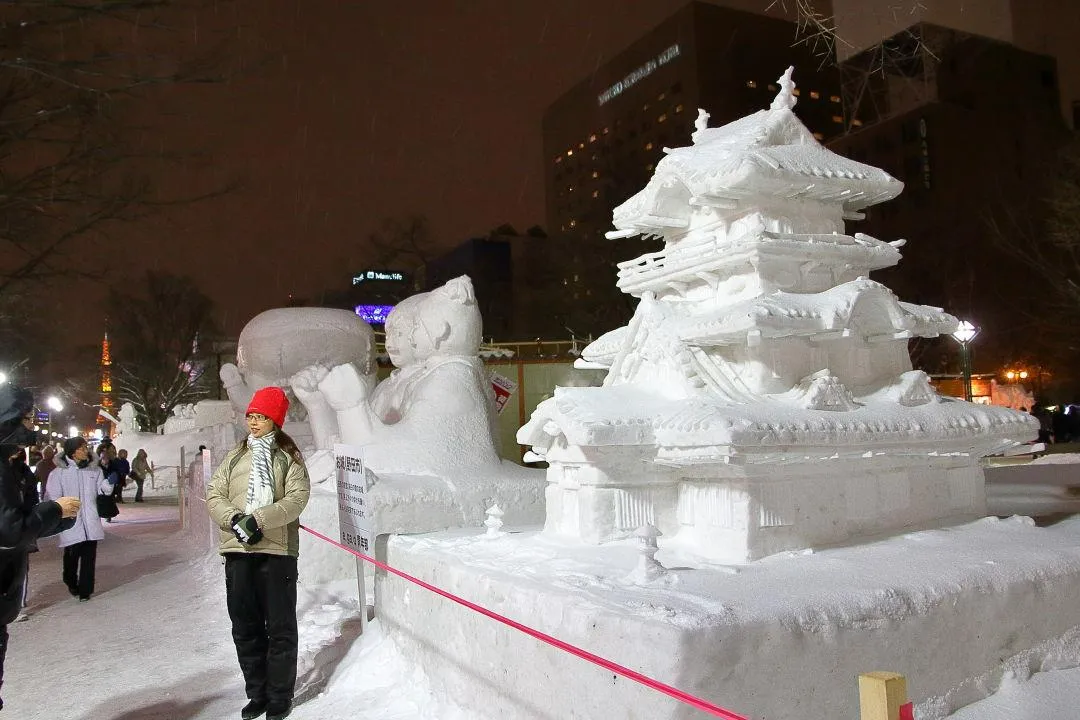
[[952, 321, 978, 344]]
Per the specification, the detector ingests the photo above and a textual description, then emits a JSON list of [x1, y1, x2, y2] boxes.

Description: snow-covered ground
[[6, 500, 469, 720], [8, 468, 1080, 720]]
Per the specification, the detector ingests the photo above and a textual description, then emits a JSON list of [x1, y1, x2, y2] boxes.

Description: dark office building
[[543, 1, 845, 243], [829, 24, 1070, 380], [419, 230, 517, 340]]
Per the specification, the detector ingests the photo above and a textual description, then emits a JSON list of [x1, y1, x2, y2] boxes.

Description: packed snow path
[[4, 499, 468, 720]]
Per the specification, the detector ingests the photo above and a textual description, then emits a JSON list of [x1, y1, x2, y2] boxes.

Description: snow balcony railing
[[616, 229, 900, 296]]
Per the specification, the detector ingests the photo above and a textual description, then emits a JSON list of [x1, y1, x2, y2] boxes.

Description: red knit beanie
[[246, 386, 289, 428]]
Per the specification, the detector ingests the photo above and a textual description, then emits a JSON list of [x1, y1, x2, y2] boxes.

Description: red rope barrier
[[300, 524, 748, 720]]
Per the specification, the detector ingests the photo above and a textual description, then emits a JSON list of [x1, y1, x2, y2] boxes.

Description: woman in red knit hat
[[205, 386, 310, 720]]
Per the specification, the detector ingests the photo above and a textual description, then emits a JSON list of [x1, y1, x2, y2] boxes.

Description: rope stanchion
[[300, 524, 747, 720]]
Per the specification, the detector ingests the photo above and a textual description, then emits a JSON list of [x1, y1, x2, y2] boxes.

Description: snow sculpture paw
[[289, 364, 330, 402], [318, 363, 370, 411], [220, 363, 245, 389]]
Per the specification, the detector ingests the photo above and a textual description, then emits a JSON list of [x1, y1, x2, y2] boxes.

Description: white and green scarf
[[245, 433, 277, 513]]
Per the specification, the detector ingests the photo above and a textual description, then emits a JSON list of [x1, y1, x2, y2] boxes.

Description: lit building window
[[792, 88, 800, 96], [658, 92, 666, 101], [675, 104, 684, 113], [810, 91, 820, 100], [578, 142, 584, 149], [569, 219, 577, 228], [592, 189, 599, 198], [658, 113, 667, 123], [830, 95, 841, 103], [567, 149, 574, 156], [645, 142, 653, 151], [568, 185, 574, 193], [643, 103, 650, 111], [746, 80, 757, 88], [589, 133, 597, 142], [591, 170, 599, 178], [852, 119, 863, 127], [603, 126, 610, 134], [832, 115, 844, 123], [555, 156, 562, 164], [813, 132, 824, 140]]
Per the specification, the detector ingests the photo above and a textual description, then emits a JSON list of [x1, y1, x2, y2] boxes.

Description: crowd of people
[[0, 385, 308, 719], [0, 387, 160, 713]]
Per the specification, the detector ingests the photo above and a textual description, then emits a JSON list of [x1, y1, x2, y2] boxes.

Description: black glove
[[231, 514, 263, 545]]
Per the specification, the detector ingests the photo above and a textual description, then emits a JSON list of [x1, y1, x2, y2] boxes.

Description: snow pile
[[986, 454, 1080, 516], [377, 513, 1080, 720]]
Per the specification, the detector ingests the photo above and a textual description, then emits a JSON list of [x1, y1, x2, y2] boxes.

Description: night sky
[[92, 0, 801, 338], [102, 2, 671, 330], [61, 0, 1077, 362]]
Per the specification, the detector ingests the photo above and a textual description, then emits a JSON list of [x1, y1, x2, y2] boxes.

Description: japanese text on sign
[[334, 444, 373, 554]]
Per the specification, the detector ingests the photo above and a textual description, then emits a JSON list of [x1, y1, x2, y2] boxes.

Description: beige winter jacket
[[205, 444, 311, 557]]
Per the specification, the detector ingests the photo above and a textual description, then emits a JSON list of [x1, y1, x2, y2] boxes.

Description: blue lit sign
[[354, 304, 395, 324]]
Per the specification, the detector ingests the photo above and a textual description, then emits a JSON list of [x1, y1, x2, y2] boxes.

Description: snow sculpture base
[[544, 447, 986, 563], [367, 463, 546, 537], [376, 517, 1080, 720]]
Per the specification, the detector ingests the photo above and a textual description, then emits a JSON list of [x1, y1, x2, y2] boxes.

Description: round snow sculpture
[[236, 308, 375, 387]]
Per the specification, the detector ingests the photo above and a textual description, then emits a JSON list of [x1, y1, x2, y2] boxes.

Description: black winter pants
[[62, 541, 98, 600], [224, 553, 298, 707]]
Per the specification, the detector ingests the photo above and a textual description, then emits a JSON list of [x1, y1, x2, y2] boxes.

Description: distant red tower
[[100, 331, 114, 425]]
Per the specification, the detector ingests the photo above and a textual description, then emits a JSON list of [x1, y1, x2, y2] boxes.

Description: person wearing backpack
[[130, 449, 153, 502], [205, 387, 310, 720]]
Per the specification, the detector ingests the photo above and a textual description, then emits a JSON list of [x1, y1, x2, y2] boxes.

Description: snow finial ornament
[[770, 66, 797, 111], [691, 108, 711, 143], [483, 503, 505, 537]]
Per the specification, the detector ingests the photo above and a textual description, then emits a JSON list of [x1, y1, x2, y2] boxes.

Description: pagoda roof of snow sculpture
[[519, 68, 1035, 560], [607, 67, 902, 244]]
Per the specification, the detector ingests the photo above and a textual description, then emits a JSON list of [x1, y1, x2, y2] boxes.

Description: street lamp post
[[951, 320, 979, 402], [46, 396, 63, 437]]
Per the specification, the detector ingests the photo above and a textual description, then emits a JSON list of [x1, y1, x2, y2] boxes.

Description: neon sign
[[354, 304, 395, 324]]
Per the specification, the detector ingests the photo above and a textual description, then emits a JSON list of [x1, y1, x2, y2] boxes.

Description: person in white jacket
[[44, 437, 115, 601]]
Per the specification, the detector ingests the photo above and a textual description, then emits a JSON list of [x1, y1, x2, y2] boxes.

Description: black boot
[[241, 699, 267, 720], [266, 701, 291, 720]]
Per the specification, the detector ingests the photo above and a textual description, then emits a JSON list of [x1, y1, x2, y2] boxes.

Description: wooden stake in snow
[[858, 672, 911, 720]]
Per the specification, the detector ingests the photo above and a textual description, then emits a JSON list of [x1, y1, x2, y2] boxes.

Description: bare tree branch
[[0, 0, 236, 297], [106, 270, 217, 432]]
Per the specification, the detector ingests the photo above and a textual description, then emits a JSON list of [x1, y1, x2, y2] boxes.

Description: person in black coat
[[0, 447, 80, 711]]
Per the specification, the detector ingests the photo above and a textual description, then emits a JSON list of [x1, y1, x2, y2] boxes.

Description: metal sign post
[[334, 444, 374, 632]]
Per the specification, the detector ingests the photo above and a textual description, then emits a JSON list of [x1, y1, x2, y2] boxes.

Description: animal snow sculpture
[[318, 276, 501, 477], [117, 402, 140, 434], [220, 307, 375, 449]]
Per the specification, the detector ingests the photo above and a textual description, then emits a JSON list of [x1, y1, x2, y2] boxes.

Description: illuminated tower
[[100, 331, 113, 425]]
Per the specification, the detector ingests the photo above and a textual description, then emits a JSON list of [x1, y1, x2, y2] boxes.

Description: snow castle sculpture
[[518, 68, 1037, 562]]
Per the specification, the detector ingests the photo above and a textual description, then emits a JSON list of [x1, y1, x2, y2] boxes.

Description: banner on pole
[[490, 371, 518, 414], [334, 444, 374, 554]]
